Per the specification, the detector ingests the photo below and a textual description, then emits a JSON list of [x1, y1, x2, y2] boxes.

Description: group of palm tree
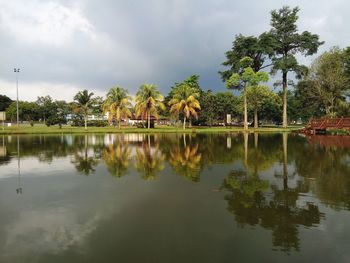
[[73, 83, 201, 130]]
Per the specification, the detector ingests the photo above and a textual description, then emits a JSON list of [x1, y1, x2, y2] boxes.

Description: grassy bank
[[0, 124, 301, 135]]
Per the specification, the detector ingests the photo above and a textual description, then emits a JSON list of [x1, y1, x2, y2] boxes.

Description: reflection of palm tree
[[72, 151, 98, 175], [169, 143, 202, 182], [71, 135, 98, 175], [135, 136, 164, 180], [102, 142, 131, 177]]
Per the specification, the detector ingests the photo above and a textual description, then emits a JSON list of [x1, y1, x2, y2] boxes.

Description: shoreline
[[0, 126, 300, 135]]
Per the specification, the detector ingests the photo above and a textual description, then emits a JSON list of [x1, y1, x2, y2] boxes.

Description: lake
[[0, 133, 350, 262]]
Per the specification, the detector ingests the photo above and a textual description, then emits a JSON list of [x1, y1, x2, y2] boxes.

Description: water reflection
[[222, 133, 324, 252], [135, 135, 165, 180], [71, 135, 99, 175], [168, 134, 202, 182], [16, 136, 22, 194], [102, 139, 131, 178], [1, 133, 350, 259]]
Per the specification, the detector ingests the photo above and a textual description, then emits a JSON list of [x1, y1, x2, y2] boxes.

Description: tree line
[[1, 6, 349, 129]]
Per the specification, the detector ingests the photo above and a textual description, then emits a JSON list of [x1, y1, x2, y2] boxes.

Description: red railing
[[308, 117, 350, 130]]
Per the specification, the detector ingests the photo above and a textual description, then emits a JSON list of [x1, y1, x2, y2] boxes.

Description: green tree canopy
[[226, 57, 269, 130], [245, 85, 278, 128], [305, 47, 349, 117], [0, 95, 12, 111], [220, 33, 274, 80]]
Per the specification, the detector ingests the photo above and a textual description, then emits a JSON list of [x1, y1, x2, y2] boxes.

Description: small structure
[[127, 114, 170, 127], [300, 117, 350, 134]]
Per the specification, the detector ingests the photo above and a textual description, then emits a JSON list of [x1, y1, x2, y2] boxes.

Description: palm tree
[[74, 90, 95, 130], [168, 84, 201, 129], [103, 87, 132, 129], [135, 84, 165, 129]]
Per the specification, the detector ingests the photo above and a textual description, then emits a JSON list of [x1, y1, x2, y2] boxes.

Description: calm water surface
[[0, 133, 350, 262]]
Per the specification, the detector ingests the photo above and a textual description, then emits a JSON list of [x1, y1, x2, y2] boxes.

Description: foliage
[[226, 57, 269, 129], [196, 90, 216, 126], [6, 101, 39, 122], [103, 87, 132, 128], [135, 84, 165, 129], [0, 95, 12, 111], [73, 90, 95, 130], [245, 85, 279, 127], [169, 81, 201, 129], [269, 6, 323, 127], [301, 47, 349, 117], [220, 34, 274, 81]]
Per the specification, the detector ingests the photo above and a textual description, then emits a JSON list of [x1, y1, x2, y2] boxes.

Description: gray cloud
[[0, 0, 349, 101]]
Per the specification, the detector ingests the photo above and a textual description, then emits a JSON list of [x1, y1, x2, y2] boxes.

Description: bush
[[133, 122, 146, 128], [71, 118, 109, 127], [88, 120, 109, 127]]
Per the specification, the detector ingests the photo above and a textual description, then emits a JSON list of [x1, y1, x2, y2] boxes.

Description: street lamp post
[[14, 68, 20, 127]]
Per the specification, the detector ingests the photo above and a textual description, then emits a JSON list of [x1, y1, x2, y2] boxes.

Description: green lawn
[[0, 124, 302, 134]]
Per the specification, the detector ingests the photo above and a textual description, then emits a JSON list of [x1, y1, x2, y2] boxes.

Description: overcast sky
[[0, 0, 349, 101]]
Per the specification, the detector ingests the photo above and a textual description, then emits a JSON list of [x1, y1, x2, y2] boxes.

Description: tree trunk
[[183, 116, 186, 130], [243, 84, 248, 131], [282, 71, 288, 128], [118, 120, 121, 129], [84, 115, 87, 130], [148, 112, 150, 129], [330, 98, 334, 118], [254, 108, 258, 129]]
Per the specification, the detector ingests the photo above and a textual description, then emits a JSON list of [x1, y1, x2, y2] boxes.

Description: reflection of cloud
[[0, 157, 74, 179], [2, 207, 101, 260]]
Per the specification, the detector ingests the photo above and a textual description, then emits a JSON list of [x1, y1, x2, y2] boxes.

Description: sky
[[0, 0, 349, 101]]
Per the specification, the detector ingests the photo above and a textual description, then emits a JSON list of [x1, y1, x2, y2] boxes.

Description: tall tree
[[226, 57, 269, 130], [169, 83, 201, 129], [73, 90, 95, 130], [269, 6, 323, 127], [135, 84, 165, 129], [103, 87, 132, 129]]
